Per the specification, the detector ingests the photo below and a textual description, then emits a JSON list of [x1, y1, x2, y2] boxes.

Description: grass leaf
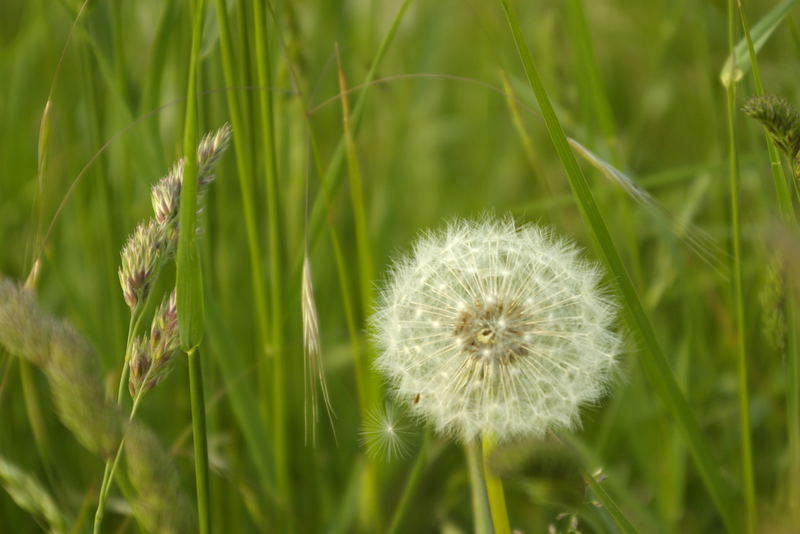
[[720, 0, 798, 87]]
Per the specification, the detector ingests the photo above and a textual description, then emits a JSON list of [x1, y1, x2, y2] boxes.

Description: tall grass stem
[[726, 2, 756, 532], [252, 0, 291, 524], [188, 347, 211, 534]]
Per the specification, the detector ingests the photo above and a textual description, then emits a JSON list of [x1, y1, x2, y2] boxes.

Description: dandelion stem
[[482, 434, 511, 534], [386, 429, 431, 534], [465, 442, 493, 534], [188, 346, 211, 534]]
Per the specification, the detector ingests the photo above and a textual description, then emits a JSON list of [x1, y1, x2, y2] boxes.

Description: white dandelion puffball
[[372, 217, 621, 442]]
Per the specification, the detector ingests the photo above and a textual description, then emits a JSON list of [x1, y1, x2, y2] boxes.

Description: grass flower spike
[[373, 217, 621, 443], [118, 219, 164, 309]]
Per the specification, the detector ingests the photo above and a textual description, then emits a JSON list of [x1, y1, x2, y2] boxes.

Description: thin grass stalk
[[212, 0, 272, 423], [188, 347, 210, 534], [787, 295, 800, 513], [251, 0, 291, 524], [333, 43, 384, 531], [139, 1, 177, 167], [92, 350, 160, 534], [465, 442, 493, 534], [481, 434, 511, 534], [584, 472, 639, 534], [499, 70, 550, 192], [737, 4, 800, 510], [93, 309, 144, 533], [564, 0, 618, 158], [334, 43, 374, 319], [303, 0, 414, 262], [386, 430, 432, 534], [496, 1, 738, 531], [179, 1, 211, 533], [564, 0, 644, 289], [726, 2, 756, 532]]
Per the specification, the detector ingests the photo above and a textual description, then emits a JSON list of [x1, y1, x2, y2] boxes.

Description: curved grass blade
[[720, 0, 798, 87]]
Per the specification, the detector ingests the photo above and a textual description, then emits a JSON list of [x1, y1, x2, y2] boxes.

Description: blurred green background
[[1, 0, 799, 532]]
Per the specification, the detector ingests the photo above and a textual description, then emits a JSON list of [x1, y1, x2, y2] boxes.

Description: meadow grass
[[1, 0, 799, 532]]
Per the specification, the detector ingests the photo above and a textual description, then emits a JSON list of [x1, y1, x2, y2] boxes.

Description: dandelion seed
[[372, 217, 621, 442], [361, 402, 412, 461]]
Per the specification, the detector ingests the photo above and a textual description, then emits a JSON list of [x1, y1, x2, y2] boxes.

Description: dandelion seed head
[[372, 217, 621, 442]]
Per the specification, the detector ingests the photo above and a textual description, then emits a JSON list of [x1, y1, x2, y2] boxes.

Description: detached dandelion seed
[[361, 402, 412, 461], [372, 217, 621, 443]]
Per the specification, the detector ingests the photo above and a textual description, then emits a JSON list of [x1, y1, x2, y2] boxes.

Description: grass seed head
[[0, 280, 122, 457], [129, 290, 180, 398], [128, 336, 152, 398], [118, 219, 164, 309], [743, 95, 800, 159], [197, 123, 232, 185], [372, 217, 621, 443], [151, 160, 183, 226]]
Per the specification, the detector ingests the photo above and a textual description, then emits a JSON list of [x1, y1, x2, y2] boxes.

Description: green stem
[[92, 309, 143, 534], [737, 3, 798, 512], [465, 442, 493, 534], [726, 2, 756, 532], [92, 346, 155, 534], [302, 0, 414, 265], [482, 434, 510, 534], [188, 347, 211, 534], [116, 311, 144, 404], [251, 0, 290, 524], [386, 430, 431, 534], [788, 295, 800, 513], [212, 0, 272, 425], [584, 472, 639, 534]]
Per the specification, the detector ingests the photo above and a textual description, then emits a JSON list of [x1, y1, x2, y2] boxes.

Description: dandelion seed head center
[[452, 298, 529, 364]]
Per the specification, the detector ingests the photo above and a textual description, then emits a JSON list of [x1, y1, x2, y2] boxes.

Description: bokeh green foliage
[[1, 0, 799, 532]]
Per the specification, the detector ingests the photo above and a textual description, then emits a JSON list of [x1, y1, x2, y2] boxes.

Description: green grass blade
[[584, 472, 639, 534], [212, 0, 274, 450], [496, 1, 738, 531], [720, 0, 798, 87], [251, 0, 291, 525], [177, 0, 207, 351], [204, 296, 276, 502], [179, 1, 211, 532], [738, 0, 800, 513], [188, 347, 211, 534], [303, 0, 414, 263], [386, 430, 432, 534], [727, 3, 756, 532]]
